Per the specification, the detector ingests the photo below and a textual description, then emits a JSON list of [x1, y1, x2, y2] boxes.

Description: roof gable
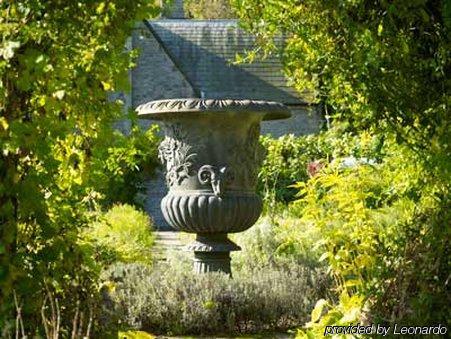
[[146, 20, 307, 105]]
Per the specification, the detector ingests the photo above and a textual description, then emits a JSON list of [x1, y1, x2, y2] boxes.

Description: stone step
[[152, 231, 183, 261]]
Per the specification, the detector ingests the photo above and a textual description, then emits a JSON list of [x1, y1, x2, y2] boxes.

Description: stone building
[[126, 2, 322, 230]]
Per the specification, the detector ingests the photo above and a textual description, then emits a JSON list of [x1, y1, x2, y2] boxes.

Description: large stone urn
[[137, 99, 291, 274]]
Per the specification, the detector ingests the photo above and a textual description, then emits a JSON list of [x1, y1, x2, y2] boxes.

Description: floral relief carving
[[158, 121, 265, 190], [158, 123, 198, 187]]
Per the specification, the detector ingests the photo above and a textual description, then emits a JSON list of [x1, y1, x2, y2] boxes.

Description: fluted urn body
[[137, 99, 291, 274]]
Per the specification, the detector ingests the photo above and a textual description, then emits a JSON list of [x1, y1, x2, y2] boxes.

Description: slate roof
[[145, 19, 307, 105]]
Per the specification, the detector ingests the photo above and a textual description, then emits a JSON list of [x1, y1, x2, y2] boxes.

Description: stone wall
[[261, 105, 322, 137], [167, 0, 185, 19]]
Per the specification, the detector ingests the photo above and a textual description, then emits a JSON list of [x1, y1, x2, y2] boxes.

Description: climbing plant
[[0, 0, 159, 333], [232, 0, 450, 155]]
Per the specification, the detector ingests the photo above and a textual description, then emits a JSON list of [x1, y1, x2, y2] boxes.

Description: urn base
[[187, 234, 240, 275]]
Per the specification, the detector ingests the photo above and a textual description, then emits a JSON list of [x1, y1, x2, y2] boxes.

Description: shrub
[[258, 127, 384, 207], [90, 123, 161, 208], [100, 258, 328, 335], [231, 216, 324, 271], [84, 204, 155, 265], [289, 141, 450, 337], [0, 0, 160, 332], [184, 0, 235, 19]]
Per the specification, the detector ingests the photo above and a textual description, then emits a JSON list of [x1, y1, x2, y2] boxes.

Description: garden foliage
[[231, 216, 325, 271], [258, 127, 383, 206], [184, 0, 235, 19], [89, 124, 160, 208], [101, 257, 327, 335], [0, 0, 160, 335], [290, 141, 449, 336], [0, 0, 449, 336], [233, 0, 449, 153], [232, 0, 450, 336], [83, 204, 155, 266], [256, 132, 449, 337]]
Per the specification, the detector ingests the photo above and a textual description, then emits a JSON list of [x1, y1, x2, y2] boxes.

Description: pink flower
[[307, 160, 324, 177]]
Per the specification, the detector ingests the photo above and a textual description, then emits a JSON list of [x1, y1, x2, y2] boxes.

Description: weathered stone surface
[[137, 99, 290, 196], [138, 98, 290, 274], [143, 169, 169, 231], [161, 192, 262, 233], [166, 0, 185, 19], [137, 98, 290, 118], [262, 105, 323, 137]]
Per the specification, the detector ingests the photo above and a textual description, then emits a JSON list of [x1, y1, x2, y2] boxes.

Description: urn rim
[[136, 98, 291, 121]]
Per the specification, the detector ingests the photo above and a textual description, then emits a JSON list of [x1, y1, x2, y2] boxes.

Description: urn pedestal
[[137, 99, 291, 274]]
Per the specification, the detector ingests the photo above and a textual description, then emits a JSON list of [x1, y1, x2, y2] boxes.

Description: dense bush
[[83, 204, 155, 265], [231, 216, 324, 270], [285, 141, 450, 337], [90, 123, 160, 208], [3, 105, 160, 337], [233, 0, 449, 153], [257, 132, 450, 336], [100, 254, 328, 336], [0, 0, 160, 334], [234, 1, 450, 335], [258, 127, 384, 207], [184, 0, 235, 19]]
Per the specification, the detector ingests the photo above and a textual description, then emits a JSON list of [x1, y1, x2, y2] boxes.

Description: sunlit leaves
[[287, 138, 449, 333], [233, 1, 450, 334], [0, 41, 21, 60], [0, 0, 160, 329], [233, 0, 450, 152]]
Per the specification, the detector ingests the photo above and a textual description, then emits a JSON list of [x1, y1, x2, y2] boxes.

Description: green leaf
[[318, 252, 329, 262], [0, 41, 20, 60], [377, 22, 383, 36], [311, 299, 328, 323]]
